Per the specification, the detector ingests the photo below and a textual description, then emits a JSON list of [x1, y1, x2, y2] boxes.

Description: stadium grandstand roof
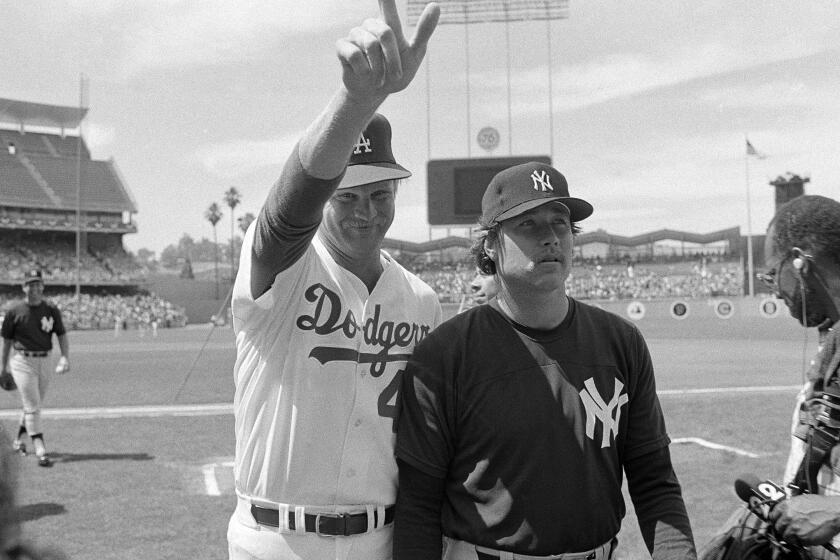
[[0, 98, 87, 130], [0, 154, 136, 213], [383, 227, 743, 254], [576, 226, 741, 247], [382, 236, 472, 253]]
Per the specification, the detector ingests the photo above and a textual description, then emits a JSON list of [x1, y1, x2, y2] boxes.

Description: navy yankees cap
[[338, 113, 411, 189], [24, 269, 43, 284], [481, 162, 593, 225]]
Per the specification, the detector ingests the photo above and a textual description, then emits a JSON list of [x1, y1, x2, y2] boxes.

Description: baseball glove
[[0, 371, 16, 391]]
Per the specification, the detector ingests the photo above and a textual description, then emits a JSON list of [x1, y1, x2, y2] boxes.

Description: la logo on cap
[[531, 169, 553, 192], [353, 133, 372, 155]]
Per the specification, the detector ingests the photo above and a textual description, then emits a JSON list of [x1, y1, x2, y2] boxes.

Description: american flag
[[746, 139, 767, 159], [407, 0, 569, 25]]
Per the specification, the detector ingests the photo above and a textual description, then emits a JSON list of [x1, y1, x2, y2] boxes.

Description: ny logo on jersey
[[353, 133, 372, 154], [579, 378, 629, 448], [40, 316, 54, 333], [531, 170, 553, 192]]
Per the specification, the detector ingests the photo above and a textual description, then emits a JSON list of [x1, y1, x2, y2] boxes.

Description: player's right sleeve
[[249, 143, 342, 299], [1, 310, 13, 339], [395, 325, 458, 478]]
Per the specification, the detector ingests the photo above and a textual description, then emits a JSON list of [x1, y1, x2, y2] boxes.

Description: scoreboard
[[427, 155, 551, 225]]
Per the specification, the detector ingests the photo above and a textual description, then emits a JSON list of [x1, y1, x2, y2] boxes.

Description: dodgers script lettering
[[296, 283, 432, 376]]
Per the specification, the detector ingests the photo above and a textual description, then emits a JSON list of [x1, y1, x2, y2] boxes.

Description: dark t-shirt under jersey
[[396, 297, 669, 554]]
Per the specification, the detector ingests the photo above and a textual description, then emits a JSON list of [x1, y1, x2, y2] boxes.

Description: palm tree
[[223, 187, 242, 282], [204, 202, 223, 299]]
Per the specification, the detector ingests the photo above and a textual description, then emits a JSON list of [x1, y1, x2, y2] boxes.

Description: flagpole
[[75, 74, 86, 307], [744, 135, 755, 297], [504, 2, 512, 154], [425, 39, 432, 242], [463, 5, 472, 158], [545, 6, 555, 162]]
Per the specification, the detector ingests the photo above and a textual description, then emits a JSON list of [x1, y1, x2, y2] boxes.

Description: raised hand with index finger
[[336, 0, 440, 103]]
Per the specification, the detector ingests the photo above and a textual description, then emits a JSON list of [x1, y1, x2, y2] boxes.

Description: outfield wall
[[442, 296, 805, 342], [148, 276, 228, 324]]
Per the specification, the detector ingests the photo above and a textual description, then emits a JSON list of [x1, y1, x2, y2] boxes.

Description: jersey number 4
[[377, 369, 404, 433]]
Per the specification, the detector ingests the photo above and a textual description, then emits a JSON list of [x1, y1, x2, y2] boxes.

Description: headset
[[791, 247, 810, 273], [790, 247, 813, 380]]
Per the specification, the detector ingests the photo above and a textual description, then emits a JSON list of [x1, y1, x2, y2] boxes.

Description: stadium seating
[[24, 155, 127, 211], [0, 233, 146, 285], [0, 291, 187, 331], [0, 153, 52, 206], [405, 255, 743, 305], [0, 129, 90, 158]]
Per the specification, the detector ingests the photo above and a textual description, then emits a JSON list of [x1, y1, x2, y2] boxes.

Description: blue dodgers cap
[[338, 113, 412, 189], [24, 269, 43, 284], [481, 161, 593, 225]]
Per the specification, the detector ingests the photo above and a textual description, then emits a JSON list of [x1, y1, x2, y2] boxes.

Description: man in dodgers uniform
[[394, 163, 696, 559], [226, 2, 442, 559], [1, 269, 70, 468]]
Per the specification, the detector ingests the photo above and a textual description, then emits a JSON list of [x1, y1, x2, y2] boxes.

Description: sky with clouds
[[3, 1, 839, 255]]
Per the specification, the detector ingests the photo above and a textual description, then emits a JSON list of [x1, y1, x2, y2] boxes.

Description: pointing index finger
[[379, 0, 405, 44], [410, 2, 440, 50]]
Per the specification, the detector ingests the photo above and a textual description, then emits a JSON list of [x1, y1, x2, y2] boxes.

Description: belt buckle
[[315, 512, 349, 537]]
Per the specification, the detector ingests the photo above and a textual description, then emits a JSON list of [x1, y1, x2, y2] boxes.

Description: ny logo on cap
[[353, 133, 373, 154], [531, 169, 553, 192]]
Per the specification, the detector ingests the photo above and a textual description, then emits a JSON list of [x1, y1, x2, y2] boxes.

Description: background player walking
[[1, 269, 70, 468]]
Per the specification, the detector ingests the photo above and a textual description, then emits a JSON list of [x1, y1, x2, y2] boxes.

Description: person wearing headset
[[469, 269, 498, 305], [757, 195, 840, 556]]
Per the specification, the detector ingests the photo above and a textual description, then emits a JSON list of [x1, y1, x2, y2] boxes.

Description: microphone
[[734, 474, 786, 519], [734, 474, 839, 555]]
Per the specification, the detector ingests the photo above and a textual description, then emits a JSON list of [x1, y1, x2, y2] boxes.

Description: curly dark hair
[[770, 195, 840, 266], [470, 218, 582, 275]]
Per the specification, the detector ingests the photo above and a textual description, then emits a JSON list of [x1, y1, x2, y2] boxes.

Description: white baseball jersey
[[231, 222, 442, 508]]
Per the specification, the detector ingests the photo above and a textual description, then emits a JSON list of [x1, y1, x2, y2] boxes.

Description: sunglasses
[[756, 252, 805, 297]]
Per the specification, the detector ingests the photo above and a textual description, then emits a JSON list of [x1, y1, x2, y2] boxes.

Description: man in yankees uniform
[[1, 269, 70, 468], [226, 1, 442, 559], [395, 162, 696, 559]]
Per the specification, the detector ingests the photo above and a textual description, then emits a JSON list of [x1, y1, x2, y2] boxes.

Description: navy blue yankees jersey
[[396, 297, 670, 553], [1, 300, 66, 352]]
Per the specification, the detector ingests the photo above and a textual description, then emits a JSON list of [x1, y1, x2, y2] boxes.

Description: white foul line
[[0, 403, 233, 420], [658, 385, 800, 396], [671, 437, 761, 458]]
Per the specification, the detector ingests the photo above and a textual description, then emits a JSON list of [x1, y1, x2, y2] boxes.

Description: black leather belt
[[17, 350, 48, 357], [250, 505, 394, 536]]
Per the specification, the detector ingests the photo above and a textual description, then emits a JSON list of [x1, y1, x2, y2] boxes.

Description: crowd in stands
[[406, 254, 744, 304], [0, 291, 187, 331], [0, 234, 744, 330], [0, 235, 145, 285], [566, 261, 742, 301]]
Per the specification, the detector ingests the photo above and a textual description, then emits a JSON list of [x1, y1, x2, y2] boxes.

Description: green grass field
[[0, 301, 821, 559]]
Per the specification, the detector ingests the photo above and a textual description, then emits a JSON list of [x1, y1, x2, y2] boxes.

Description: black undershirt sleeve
[[625, 445, 697, 560], [393, 459, 446, 560], [250, 144, 342, 299]]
